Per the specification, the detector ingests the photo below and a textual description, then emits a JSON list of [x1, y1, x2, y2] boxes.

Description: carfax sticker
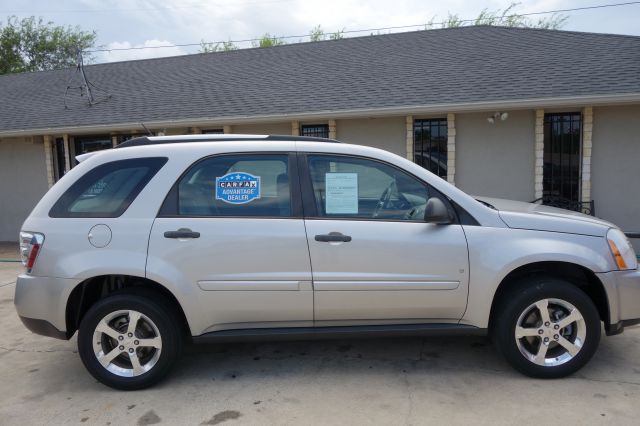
[[215, 172, 261, 204]]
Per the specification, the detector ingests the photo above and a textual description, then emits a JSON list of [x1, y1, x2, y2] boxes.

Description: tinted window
[[177, 154, 291, 217], [49, 157, 167, 218], [307, 155, 434, 221]]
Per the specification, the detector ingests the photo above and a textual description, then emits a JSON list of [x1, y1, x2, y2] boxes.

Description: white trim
[[2, 93, 639, 138]]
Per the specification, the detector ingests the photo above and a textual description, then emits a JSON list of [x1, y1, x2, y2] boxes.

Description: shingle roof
[[1, 26, 639, 133]]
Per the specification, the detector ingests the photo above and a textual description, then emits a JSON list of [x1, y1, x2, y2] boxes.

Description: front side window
[[307, 155, 437, 221], [49, 157, 167, 218], [177, 154, 291, 217]]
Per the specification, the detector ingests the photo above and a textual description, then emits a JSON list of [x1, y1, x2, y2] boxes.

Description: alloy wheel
[[92, 309, 162, 377], [514, 298, 586, 367]]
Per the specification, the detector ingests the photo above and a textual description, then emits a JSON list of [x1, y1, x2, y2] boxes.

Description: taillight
[[19, 232, 44, 272]]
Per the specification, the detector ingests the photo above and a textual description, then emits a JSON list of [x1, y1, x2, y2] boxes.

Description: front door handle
[[164, 228, 200, 239], [315, 232, 352, 243]]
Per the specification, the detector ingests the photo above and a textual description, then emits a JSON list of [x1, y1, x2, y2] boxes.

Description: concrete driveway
[[1, 261, 640, 425]]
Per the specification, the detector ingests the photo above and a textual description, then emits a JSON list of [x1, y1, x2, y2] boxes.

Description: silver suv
[[15, 135, 640, 390]]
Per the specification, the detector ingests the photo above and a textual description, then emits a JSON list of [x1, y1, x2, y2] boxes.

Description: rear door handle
[[315, 232, 352, 243], [164, 228, 200, 239]]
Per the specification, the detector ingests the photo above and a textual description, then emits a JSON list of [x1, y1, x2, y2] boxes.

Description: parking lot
[[1, 257, 640, 425]]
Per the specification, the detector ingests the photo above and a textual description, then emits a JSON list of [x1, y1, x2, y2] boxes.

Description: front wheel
[[494, 277, 601, 378], [77, 292, 182, 390]]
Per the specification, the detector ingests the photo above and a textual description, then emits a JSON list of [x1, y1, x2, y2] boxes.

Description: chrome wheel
[[92, 310, 162, 377], [515, 298, 586, 367]]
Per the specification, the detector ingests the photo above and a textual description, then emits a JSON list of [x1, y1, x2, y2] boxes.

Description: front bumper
[[597, 268, 640, 335], [14, 273, 81, 340]]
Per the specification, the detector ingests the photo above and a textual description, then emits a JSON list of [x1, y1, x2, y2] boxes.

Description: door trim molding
[[313, 281, 460, 291]]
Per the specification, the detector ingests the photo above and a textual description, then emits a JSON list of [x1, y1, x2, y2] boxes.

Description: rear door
[[300, 153, 469, 324], [146, 152, 313, 335]]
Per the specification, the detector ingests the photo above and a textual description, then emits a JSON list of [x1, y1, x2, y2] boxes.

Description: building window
[[543, 113, 582, 202], [301, 124, 329, 138], [203, 129, 224, 134], [413, 118, 448, 179], [74, 135, 112, 155], [117, 134, 136, 144]]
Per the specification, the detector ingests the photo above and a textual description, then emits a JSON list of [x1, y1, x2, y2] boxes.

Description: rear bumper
[[19, 316, 68, 340], [14, 273, 81, 338], [597, 268, 640, 335]]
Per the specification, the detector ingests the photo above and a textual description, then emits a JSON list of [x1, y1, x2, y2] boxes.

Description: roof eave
[[2, 92, 639, 138]]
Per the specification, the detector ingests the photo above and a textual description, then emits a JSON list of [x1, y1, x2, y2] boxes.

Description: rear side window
[[49, 157, 167, 218], [172, 154, 291, 217]]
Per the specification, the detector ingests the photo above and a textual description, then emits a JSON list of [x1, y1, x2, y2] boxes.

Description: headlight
[[607, 228, 637, 270]]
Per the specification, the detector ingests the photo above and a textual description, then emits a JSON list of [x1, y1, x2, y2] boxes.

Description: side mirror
[[424, 197, 453, 224]]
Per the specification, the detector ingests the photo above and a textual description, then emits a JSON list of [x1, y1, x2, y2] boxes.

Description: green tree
[[252, 33, 286, 48], [199, 39, 238, 53], [0, 16, 96, 74], [309, 25, 344, 41], [309, 25, 325, 42], [329, 28, 344, 40], [435, 2, 567, 30]]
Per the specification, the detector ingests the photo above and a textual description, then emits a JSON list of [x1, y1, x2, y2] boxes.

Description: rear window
[[49, 157, 167, 218]]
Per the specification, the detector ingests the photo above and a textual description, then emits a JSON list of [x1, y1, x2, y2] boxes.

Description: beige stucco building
[[1, 26, 639, 247]]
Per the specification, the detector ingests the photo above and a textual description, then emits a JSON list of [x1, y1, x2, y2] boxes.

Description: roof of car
[[116, 134, 340, 148]]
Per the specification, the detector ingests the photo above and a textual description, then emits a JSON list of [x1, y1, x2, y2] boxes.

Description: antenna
[[140, 123, 154, 136], [64, 49, 112, 109]]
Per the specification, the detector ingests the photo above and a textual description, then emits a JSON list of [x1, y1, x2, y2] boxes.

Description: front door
[[300, 154, 469, 324], [146, 153, 313, 335]]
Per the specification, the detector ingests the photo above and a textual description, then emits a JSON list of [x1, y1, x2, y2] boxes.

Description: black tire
[[494, 276, 600, 378], [78, 290, 182, 390]]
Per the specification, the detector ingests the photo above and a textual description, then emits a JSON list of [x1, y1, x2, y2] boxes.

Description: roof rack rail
[[116, 134, 340, 148]]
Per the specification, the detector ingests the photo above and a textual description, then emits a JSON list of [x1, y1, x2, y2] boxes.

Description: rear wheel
[[77, 292, 182, 390], [494, 277, 600, 378]]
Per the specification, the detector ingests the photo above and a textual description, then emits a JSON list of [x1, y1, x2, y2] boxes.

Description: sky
[[1, 0, 639, 63]]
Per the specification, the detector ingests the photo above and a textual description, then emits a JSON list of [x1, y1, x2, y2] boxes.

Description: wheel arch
[[488, 261, 610, 334], [65, 274, 191, 339]]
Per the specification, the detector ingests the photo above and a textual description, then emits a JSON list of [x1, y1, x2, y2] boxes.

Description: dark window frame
[[202, 129, 225, 134], [301, 124, 329, 138], [413, 118, 448, 179], [49, 157, 168, 218], [543, 112, 582, 202], [52, 137, 66, 181], [158, 152, 303, 219]]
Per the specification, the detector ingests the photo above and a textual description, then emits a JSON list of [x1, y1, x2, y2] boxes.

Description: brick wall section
[[582, 106, 593, 202], [405, 115, 413, 161], [534, 109, 544, 199], [62, 134, 71, 173], [328, 120, 336, 139], [43, 135, 54, 188], [447, 113, 456, 185]]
